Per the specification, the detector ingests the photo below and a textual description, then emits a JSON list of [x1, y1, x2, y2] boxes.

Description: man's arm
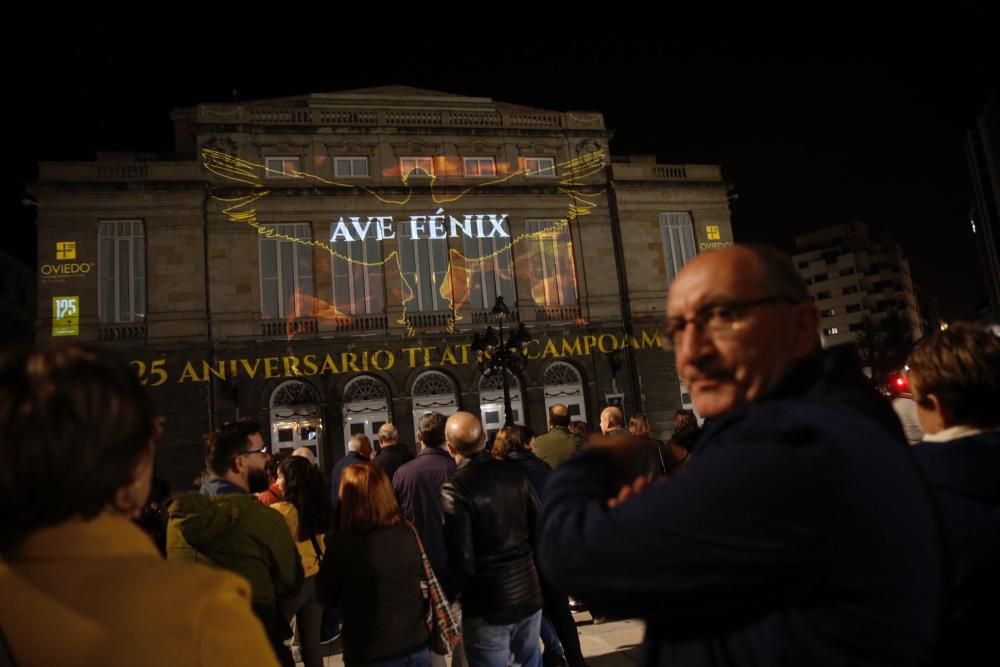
[[440, 480, 476, 597], [538, 436, 830, 625]]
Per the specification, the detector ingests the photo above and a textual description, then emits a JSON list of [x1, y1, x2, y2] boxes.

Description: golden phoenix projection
[[202, 148, 607, 336]]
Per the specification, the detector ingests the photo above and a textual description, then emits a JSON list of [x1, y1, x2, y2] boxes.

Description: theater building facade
[[33, 86, 732, 489]]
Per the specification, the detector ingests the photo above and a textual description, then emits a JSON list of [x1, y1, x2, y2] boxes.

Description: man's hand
[[608, 475, 650, 508]]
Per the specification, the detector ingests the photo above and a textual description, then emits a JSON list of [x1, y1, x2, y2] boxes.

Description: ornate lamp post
[[470, 296, 531, 426]]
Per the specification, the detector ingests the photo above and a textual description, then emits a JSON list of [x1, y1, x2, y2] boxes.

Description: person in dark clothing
[[393, 412, 465, 667], [441, 412, 543, 667], [492, 426, 584, 667], [329, 433, 372, 510], [538, 245, 943, 667], [317, 463, 429, 667], [908, 322, 1000, 666], [373, 423, 414, 483]]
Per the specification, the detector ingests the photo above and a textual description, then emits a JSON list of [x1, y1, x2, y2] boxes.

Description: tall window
[[264, 157, 301, 178], [525, 220, 578, 306], [334, 157, 369, 177], [660, 212, 697, 287], [400, 157, 434, 178], [463, 157, 497, 177], [259, 224, 314, 319], [523, 157, 556, 177], [99, 220, 146, 323], [330, 227, 384, 315], [399, 221, 450, 311], [458, 220, 515, 309]]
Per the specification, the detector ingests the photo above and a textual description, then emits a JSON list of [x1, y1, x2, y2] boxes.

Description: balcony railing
[[98, 323, 147, 343], [262, 318, 317, 338], [534, 306, 582, 322]]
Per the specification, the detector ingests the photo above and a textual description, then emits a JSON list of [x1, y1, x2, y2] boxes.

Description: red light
[[896, 378, 905, 387]]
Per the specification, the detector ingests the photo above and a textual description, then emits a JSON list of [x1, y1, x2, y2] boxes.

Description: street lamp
[[470, 296, 531, 426]]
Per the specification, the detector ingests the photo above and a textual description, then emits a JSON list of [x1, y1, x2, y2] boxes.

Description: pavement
[[305, 611, 644, 666]]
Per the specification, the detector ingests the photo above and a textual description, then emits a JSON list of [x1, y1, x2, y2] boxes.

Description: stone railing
[[405, 311, 454, 330], [262, 318, 317, 338], [611, 163, 722, 182], [98, 323, 147, 343], [534, 306, 582, 322], [328, 314, 388, 332], [460, 308, 521, 327]]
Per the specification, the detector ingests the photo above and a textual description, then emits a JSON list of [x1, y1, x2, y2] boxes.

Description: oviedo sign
[[129, 329, 665, 387]]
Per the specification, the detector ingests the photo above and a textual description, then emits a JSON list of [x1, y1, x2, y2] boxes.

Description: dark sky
[[3, 5, 998, 319]]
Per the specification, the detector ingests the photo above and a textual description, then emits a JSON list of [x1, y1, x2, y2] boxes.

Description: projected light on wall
[[202, 147, 606, 336]]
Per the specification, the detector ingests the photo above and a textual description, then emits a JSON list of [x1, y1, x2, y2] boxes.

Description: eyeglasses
[[664, 296, 800, 350], [240, 445, 270, 456]]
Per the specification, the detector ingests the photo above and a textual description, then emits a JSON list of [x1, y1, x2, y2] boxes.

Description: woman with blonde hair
[[316, 463, 430, 667]]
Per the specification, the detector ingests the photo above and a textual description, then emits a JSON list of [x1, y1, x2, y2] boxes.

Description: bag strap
[[309, 533, 324, 563]]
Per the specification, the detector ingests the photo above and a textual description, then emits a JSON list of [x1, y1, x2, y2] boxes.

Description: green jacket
[[166, 484, 303, 607], [533, 426, 582, 470]]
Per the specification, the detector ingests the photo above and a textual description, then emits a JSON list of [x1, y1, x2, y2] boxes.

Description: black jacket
[[440, 451, 542, 624]]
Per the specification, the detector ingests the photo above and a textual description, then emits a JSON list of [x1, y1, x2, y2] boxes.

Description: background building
[[32, 86, 732, 490], [793, 222, 923, 379], [967, 89, 1000, 320]]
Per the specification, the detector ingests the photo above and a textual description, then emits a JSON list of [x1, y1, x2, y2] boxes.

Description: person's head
[[0, 343, 162, 551], [569, 420, 588, 438], [445, 411, 485, 461], [347, 433, 373, 460], [666, 245, 819, 419], [291, 446, 316, 465], [278, 454, 333, 540], [491, 425, 532, 460], [599, 406, 624, 434], [204, 418, 270, 493], [338, 463, 402, 533], [907, 323, 1000, 434], [417, 411, 447, 449], [265, 450, 289, 485], [548, 404, 571, 428], [377, 423, 399, 448], [628, 414, 651, 437], [673, 409, 700, 439]]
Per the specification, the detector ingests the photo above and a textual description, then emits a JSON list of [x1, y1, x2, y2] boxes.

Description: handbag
[[405, 521, 461, 654]]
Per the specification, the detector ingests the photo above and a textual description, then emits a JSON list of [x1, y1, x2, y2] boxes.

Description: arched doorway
[[342, 376, 390, 452], [478, 371, 524, 442], [543, 361, 588, 425], [411, 370, 459, 436], [269, 380, 324, 464]]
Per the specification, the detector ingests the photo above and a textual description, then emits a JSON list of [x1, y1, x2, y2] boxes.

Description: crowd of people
[[2, 244, 999, 667]]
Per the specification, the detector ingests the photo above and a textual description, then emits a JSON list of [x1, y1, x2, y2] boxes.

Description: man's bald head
[[600, 406, 623, 434], [377, 423, 399, 446], [445, 411, 486, 457], [667, 244, 820, 419], [291, 446, 316, 465], [548, 403, 571, 428]]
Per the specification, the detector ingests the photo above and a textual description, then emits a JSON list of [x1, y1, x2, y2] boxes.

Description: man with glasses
[[167, 419, 303, 667], [537, 245, 943, 666]]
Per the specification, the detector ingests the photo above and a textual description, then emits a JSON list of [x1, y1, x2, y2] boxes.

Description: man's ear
[[445, 441, 458, 460], [793, 304, 821, 359], [230, 453, 245, 475], [923, 393, 951, 431]]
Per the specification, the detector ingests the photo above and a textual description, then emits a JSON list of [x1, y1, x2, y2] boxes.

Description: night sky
[[3, 5, 997, 319]]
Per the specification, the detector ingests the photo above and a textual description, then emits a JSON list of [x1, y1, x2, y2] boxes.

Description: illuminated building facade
[[33, 86, 732, 488]]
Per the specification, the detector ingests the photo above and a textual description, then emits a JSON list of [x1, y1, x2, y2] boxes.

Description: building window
[[820, 308, 836, 317], [660, 212, 697, 287], [463, 157, 497, 177], [840, 267, 855, 276], [334, 157, 369, 177], [259, 224, 314, 319], [330, 227, 384, 315], [264, 157, 301, 178], [824, 327, 839, 336], [797, 261, 808, 269], [456, 220, 515, 309], [816, 291, 831, 300], [814, 272, 828, 282], [525, 220, 578, 306], [846, 304, 862, 313], [849, 322, 864, 332], [99, 220, 146, 323], [843, 285, 859, 295], [399, 219, 451, 312], [400, 157, 434, 178], [523, 156, 556, 177]]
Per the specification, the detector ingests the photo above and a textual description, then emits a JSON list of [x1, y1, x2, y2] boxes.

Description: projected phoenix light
[[203, 148, 606, 335]]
